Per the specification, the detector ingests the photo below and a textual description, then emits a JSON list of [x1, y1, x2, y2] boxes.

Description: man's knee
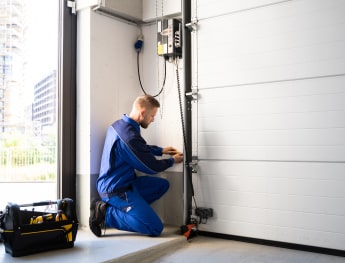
[[161, 178, 170, 193], [147, 221, 164, 237]]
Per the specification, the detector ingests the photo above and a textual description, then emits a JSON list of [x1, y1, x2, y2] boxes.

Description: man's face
[[140, 107, 158, 129]]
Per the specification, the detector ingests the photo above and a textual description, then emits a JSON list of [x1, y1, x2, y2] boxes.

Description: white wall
[[138, 22, 185, 225], [89, 14, 141, 174], [76, 5, 184, 227], [76, 8, 91, 229], [140, 23, 184, 158], [76, 8, 140, 227], [142, 0, 181, 22], [193, 0, 345, 250]]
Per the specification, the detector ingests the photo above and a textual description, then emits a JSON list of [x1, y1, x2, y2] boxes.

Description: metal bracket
[[185, 87, 198, 101], [188, 157, 198, 173], [67, 0, 76, 14], [185, 18, 199, 32]]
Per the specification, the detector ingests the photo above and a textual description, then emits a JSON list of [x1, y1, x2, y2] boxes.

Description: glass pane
[[0, 0, 59, 207]]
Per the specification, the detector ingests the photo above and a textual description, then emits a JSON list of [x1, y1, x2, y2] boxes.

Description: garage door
[[193, 0, 345, 250]]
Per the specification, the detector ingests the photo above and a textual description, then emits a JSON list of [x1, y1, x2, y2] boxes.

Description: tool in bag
[[0, 198, 78, 257], [0, 209, 4, 243]]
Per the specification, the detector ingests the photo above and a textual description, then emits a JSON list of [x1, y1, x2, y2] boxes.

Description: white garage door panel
[[198, 111, 345, 131], [200, 219, 345, 250], [196, 0, 343, 20], [193, 0, 345, 250], [197, 77, 345, 162], [199, 211, 345, 250], [216, 207, 345, 234], [197, 161, 345, 180], [196, 0, 288, 19], [198, 145, 345, 162], [198, 91, 345, 117], [199, 129, 345, 146], [196, 0, 345, 88], [197, 168, 345, 201], [198, 190, 345, 216], [194, 161, 345, 249], [198, 76, 345, 102]]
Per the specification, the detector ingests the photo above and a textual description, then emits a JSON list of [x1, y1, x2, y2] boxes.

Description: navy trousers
[[102, 176, 169, 237]]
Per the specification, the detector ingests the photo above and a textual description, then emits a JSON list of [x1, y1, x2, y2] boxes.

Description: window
[[0, 0, 76, 207]]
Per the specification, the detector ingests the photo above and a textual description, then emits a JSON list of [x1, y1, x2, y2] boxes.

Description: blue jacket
[[97, 114, 174, 195]]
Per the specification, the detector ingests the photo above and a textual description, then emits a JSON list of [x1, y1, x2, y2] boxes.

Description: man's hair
[[136, 95, 160, 110]]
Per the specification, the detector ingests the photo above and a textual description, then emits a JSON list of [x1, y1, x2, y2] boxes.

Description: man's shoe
[[89, 199, 107, 237]]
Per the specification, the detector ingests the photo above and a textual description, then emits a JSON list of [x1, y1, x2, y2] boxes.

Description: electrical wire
[[136, 51, 166, 98]]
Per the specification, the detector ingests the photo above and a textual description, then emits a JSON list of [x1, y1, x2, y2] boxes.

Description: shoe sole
[[89, 200, 103, 237]]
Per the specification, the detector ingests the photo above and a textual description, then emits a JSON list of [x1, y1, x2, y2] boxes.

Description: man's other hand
[[163, 147, 178, 155], [173, 152, 184, 164]]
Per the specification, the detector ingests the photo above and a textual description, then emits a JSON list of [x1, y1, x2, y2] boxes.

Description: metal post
[[182, 0, 193, 225]]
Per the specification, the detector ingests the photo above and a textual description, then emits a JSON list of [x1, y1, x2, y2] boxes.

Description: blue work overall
[[97, 115, 174, 236]]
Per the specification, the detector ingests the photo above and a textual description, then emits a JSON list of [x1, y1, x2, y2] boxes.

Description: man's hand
[[163, 147, 178, 155], [173, 152, 184, 164]]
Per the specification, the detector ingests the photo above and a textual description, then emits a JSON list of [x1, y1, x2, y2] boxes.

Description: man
[[90, 95, 183, 237]]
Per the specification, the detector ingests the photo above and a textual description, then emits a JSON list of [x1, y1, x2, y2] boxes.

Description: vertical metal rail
[[182, 0, 193, 225], [59, 0, 77, 201]]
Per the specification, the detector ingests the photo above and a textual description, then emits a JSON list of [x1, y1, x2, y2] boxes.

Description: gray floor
[[1, 226, 345, 263], [153, 236, 345, 263]]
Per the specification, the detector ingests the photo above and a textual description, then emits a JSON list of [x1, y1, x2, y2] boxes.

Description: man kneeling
[[89, 95, 183, 237]]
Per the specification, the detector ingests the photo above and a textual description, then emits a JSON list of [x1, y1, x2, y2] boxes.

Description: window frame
[[58, 0, 77, 201]]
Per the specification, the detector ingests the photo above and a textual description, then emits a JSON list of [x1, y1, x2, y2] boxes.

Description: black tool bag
[[0, 198, 78, 257]]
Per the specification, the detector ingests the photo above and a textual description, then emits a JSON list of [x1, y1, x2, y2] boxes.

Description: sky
[[24, 0, 59, 101]]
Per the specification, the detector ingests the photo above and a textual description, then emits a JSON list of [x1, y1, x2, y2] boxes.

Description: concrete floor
[[153, 236, 345, 263], [0, 226, 185, 263], [1, 226, 345, 263]]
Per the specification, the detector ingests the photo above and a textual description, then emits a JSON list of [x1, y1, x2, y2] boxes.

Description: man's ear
[[139, 109, 146, 121]]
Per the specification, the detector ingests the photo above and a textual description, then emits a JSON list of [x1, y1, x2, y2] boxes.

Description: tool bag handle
[[18, 201, 57, 208]]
